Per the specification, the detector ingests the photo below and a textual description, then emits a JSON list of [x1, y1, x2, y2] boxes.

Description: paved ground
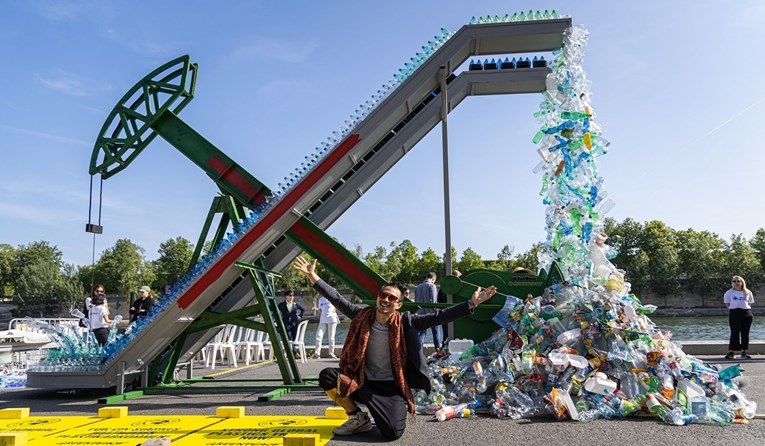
[[1, 355, 764, 446]]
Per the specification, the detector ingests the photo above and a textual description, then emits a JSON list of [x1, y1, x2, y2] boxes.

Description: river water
[[304, 316, 765, 348]]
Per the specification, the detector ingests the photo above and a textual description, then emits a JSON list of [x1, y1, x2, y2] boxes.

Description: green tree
[[0, 243, 16, 296], [418, 248, 441, 282], [388, 240, 419, 284], [57, 263, 85, 313], [457, 247, 484, 272], [489, 245, 515, 271], [607, 218, 645, 279], [11, 241, 63, 289], [153, 237, 194, 291], [626, 250, 650, 295], [722, 234, 764, 290], [675, 229, 725, 305], [364, 246, 396, 281], [750, 228, 765, 273], [15, 261, 60, 317], [11, 241, 66, 316], [641, 221, 680, 298], [514, 243, 542, 274], [96, 239, 146, 297]]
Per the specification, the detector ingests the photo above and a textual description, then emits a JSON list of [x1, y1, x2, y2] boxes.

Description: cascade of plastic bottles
[[414, 22, 757, 426], [533, 25, 615, 287]]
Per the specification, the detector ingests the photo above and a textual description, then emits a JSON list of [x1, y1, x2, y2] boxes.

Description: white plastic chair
[[291, 320, 309, 363], [236, 329, 266, 365], [266, 321, 308, 363], [205, 325, 238, 369]]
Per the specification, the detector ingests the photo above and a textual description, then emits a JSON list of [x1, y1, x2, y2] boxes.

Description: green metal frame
[[153, 262, 305, 387], [189, 194, 247, 268], [88, 55, 389, 386]]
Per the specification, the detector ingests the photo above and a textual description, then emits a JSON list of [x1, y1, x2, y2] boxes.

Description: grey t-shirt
[[364, 320, 394, 381]]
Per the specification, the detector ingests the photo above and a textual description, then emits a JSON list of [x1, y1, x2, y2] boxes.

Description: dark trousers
[[285, 323, 298, 352], [319, 368, 407, 441], [92, 327, 109, 346], [728, 309, 753, 350]]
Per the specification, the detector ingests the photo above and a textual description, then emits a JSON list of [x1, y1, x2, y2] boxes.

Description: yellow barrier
[[0, 407, 345, 445]]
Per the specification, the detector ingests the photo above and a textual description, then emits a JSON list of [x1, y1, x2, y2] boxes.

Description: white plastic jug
[[675, 378, 705, 413]]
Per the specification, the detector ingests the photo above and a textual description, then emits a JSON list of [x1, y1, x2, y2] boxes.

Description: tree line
[[2, 218, 764, 316]]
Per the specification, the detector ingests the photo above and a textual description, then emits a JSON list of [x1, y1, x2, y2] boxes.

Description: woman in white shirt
[[311, 296, 339, 359], [88, 296, 113, 346], [723, 275, 755, 359]]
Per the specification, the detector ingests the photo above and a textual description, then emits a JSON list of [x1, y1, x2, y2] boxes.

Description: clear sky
[[1, 0, 764, 268]]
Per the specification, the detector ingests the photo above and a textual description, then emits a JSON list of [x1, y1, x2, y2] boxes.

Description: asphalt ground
[[1, 355, 764, 446]]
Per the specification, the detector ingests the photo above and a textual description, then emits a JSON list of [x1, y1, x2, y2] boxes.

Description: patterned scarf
[[337, 307, 415, 414]]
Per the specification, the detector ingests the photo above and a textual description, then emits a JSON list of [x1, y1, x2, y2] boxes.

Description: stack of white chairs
[[235, 328, 266, 365], [204, 324, 238, 369]]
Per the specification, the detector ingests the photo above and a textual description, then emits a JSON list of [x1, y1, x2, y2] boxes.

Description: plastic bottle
[[619, 371, 639, 399], [577, 403, 615, 422], [719, 387, 758, 419], [646, 393, 696, 425], [704, 404, 734, 426], [435, 403, 469, 422], [617, 394, 646, 417]]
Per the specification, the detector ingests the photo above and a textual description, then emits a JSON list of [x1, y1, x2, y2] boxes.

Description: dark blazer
[[277, 300, 305, 329], [313, 279, 472, 393]]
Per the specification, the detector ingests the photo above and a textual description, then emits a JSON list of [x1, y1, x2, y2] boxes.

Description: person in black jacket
[[292, 256, 496, 441], [129, 286, 154, 323], [277, 289, 306, 359]]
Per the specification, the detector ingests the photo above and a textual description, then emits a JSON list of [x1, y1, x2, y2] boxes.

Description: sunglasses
[[95, 290, 105, 294], [377, 292, 401, 303], [732, 280, 742, 283]]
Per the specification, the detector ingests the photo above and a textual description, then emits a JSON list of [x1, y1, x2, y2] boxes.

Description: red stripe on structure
[[207, 157, 267, 205], [178, 134, 361, 309], [289, 220, 380, 295]]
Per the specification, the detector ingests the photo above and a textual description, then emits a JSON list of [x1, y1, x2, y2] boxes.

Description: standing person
[[292, 256, 496, 440], [437, 270, 461, 344], [277, 289, 305, 359], [129, 286, 155, 323], [724, 275, 755, 359], [88, 295, 113, 346], [311, 296, 340, 359], [80, 285, 104, 328], [414, 272, 441, 352]]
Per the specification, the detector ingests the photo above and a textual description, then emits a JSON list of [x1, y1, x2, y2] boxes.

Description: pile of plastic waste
[[416, 281, 757, 425], [0, 366, 26, 389]]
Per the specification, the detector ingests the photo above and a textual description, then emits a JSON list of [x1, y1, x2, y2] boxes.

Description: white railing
[[9, 318, 81, 332]]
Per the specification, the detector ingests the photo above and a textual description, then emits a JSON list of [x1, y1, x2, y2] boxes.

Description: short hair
[[426, 272, 437, 280], [283, 289, 294, 297], [91, 296, 105, 306]]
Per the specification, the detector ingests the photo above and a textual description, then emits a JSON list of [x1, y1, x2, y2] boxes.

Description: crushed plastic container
[[675, 378, 705, 414], [584, 372, 617, 396], [448, 339, 474, 356]]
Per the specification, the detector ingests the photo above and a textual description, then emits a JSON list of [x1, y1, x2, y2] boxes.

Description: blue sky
[[1, 0, 764, 268]]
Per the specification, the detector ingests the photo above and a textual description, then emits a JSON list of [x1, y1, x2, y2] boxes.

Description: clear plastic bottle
[[435, 403, 468, 422]]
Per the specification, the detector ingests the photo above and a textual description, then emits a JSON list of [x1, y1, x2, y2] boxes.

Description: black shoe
[[741, 352, 752, 359], [724, 351, 735, 359]]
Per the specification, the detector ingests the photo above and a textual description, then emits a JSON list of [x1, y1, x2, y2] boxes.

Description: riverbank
[[652, 307, 765, 317]]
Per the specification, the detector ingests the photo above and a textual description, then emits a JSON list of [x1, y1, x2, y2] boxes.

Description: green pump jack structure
[[88, 55, 389, 388]]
